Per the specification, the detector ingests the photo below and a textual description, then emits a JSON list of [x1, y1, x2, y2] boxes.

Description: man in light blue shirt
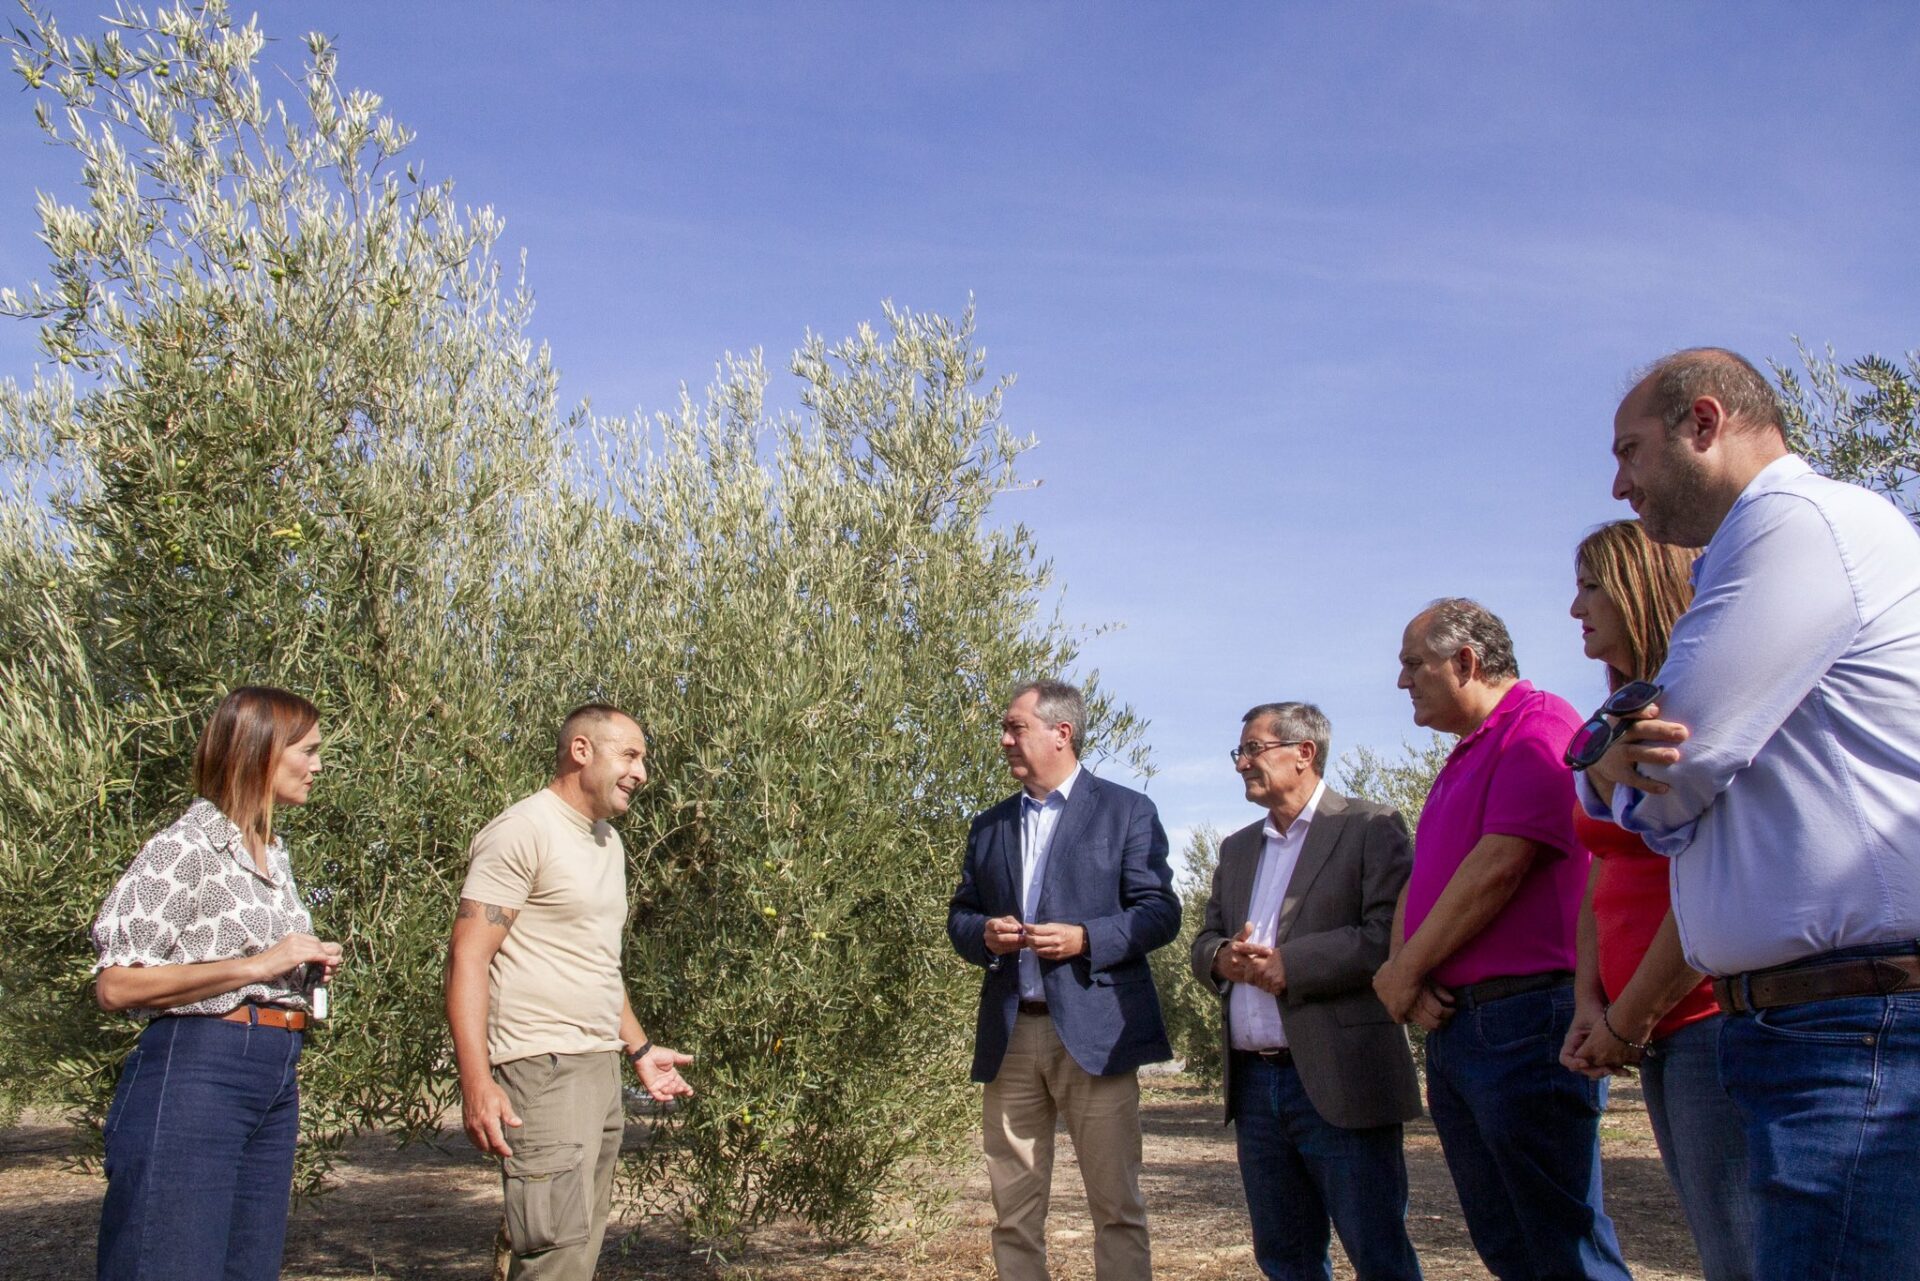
[[1582, 347, 1920, 1281]]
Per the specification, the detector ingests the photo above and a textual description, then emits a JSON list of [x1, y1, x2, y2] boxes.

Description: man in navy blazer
[[948, 679, 1180, 1281]]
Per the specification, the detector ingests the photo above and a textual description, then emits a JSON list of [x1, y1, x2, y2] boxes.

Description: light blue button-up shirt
[[1229, 780, 1324, 1051], [1017, 767, 1081, 1001], [1580, 455, 1920, 975]]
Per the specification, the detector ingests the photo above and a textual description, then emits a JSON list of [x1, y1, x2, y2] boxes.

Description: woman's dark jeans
[[97, 1014, 303, 1281]]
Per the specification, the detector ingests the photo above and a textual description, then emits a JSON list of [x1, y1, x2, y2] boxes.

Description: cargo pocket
[[503, 1141, 590, 1253]]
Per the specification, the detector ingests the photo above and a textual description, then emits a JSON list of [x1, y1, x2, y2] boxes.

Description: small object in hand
[[310, 983, 329, 1020], [1564, 680, 1663, 771]]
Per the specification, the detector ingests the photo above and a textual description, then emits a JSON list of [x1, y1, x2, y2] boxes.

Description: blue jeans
[[1424, 982, 1630, 1281], [97, 1015, 303, 1281], [1641, 1015, 1754, 1281], [1230, 1052, 1421, 1281], [1718, 943, 1920, 1281]]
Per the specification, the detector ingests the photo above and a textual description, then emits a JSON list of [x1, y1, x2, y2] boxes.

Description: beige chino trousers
[[983, 1010, 1152, 1281], [492, 1051, 625, 1281]]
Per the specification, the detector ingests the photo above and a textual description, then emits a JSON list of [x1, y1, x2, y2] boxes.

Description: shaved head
[[553, 703, 639, 773], [1634, 347, 1786, 439]]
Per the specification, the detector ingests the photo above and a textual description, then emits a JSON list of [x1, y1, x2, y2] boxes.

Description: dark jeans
[[97, 1015, 303, 1281], [1642, 1015, 1753, 1281], [1718, 942, 1920, 1281], [1230, 1051, 1421, 1281], [1424, 981, 1630, 1281]]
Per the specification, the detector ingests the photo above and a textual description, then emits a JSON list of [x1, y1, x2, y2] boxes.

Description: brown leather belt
[[1713, 953, 1920, 1015], [1456, 970, 1573, 1007], [216, 1004, 310, 1031], [1016, 1000, 1049, 1018]]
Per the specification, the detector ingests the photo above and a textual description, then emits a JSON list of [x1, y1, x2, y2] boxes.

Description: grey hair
[[1241, 701, 1331, 778], [1415, 598, 1520, 683], [1641, 347, 1786, 437], [1011, 679, 1087, 755]]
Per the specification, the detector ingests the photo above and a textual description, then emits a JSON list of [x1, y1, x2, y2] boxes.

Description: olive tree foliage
[[1774, 340, 1920, 527], [0, 2, 1145, 1241], [1337, 735, 1452, 838], [1148, 823, 1222, 1085]]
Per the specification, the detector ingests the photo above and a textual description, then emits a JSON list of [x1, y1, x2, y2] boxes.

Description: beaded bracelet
[[1600, 1006, 1651, 1053]]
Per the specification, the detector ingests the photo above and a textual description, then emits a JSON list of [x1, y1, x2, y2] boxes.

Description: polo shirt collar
[[1453, 680, 1537, 755]]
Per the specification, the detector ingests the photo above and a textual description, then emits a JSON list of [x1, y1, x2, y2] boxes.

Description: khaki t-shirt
[[461, 788, 626, 1065]]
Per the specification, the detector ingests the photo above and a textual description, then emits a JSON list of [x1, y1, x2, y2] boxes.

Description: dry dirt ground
[[1, 1074, 1702, 1280]]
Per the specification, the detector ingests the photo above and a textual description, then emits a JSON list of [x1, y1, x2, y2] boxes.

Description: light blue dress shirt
[[1229, 780, 1324, 1051], [1018, 767, 1081, 1001], [1580, 455, 1920, 975]]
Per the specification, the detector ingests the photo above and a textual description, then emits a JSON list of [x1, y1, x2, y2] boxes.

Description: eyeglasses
[[1563, 680, 1662, 771], [1230, 740, 1304, 764]]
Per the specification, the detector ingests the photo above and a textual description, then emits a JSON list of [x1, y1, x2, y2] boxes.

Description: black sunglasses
[[1564, 680, 1662, 771]]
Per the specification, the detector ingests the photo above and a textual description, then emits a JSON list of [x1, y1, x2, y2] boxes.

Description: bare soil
[[0, 1075, 1701, 1279]]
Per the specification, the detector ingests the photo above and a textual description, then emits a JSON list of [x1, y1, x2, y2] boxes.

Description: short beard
[[1638, 442, 1718, 547]]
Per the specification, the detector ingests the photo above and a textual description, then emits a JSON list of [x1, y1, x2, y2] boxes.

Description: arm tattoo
[[456, 899, 519, 930]]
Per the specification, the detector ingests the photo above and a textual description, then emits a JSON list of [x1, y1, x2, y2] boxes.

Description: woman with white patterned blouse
[[90, 686, 344, 1281]]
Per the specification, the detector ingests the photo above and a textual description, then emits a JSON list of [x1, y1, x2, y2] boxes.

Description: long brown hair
[[192, 686, 319, 848], [1574, 520, 1699, 689]]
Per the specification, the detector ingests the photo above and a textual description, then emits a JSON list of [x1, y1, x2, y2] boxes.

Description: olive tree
[[1149, 823, 1224, 1085], [1775, 341, 1920, 526], [0, 1, 1144, 1241]]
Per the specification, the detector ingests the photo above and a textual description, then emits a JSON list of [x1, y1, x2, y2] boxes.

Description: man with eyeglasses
[[1583, 348, 1920, 1281], [947, 679, 1180, 1281], [1192, 701, 1423, 1281], [1372, 599, 1630, 1281]]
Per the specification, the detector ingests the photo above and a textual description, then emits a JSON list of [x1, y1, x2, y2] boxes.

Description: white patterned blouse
[[90, 798, 316, 1019]]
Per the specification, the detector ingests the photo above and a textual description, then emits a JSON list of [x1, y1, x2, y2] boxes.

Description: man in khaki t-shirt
[[445, 704, 693, 1281]]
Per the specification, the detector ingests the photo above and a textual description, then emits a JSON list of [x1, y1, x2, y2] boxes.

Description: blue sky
[[4, 3, 1916, 847]]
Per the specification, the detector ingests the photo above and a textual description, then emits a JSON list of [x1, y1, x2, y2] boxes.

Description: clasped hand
[[1372, 955, 1455, 1031], [1558, 1003, 1643, 1079], [1213, 924, 1285, 995], [983, 915, 1086, 960]]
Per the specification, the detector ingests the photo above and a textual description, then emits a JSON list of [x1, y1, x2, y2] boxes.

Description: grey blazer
[[1189, 788, 1423, 1130]]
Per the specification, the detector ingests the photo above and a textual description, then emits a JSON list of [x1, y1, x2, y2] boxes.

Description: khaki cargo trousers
[[492, 1051, 625, 1281]]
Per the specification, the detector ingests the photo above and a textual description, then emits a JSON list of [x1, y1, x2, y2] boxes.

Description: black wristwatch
[[627, 1039, 653, 1066]]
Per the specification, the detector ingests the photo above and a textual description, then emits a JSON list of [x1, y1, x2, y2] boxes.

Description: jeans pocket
[[1474, 990, 1557, 1052], [503, 1141, 590, 1253], [1749, 999, 1887, 1046]]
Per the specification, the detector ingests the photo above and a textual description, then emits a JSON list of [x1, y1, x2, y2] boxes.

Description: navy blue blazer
[[947, 770, 1180, 1083]]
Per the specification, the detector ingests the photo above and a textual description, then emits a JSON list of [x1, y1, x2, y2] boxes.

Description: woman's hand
[[253, 932, 343, 984]]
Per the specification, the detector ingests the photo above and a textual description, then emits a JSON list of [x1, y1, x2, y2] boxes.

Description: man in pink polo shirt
[[1372, 599, 1630, 1281]]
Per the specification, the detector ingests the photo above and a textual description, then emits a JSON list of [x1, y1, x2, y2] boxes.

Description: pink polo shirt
[[1404, 680, 1591, 988]]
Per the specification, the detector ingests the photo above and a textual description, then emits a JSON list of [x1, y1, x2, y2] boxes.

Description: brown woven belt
[[1713, 954, 1920, 1015]]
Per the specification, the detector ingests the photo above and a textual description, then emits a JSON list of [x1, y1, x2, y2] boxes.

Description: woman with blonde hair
[[91, 686, 344, 1281], [1559, 520, 1754, 1281]]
